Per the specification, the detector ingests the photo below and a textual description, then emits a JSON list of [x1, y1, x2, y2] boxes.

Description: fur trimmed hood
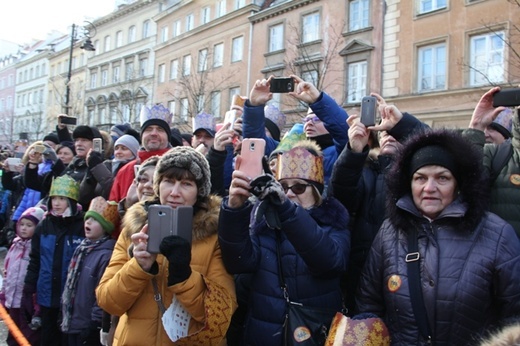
[[386, 128, 489, 231], [122, 195, 222, 241]]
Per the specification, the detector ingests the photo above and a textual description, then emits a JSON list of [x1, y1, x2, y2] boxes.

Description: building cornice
[[92, 0, 157, 26], [248, 0, 319, 24]]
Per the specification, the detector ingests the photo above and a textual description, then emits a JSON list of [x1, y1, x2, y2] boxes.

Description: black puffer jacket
[[356, 129, 520, 345]]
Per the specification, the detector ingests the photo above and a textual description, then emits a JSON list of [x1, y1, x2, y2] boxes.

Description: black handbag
[[275, 231, 336, 346]]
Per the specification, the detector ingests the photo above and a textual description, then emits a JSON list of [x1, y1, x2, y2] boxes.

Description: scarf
[[310, 133, 334, 151], [61, 235, 110, 331]]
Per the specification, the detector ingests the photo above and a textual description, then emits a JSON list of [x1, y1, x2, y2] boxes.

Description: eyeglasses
[[281, 183, 312, 195], [303, 115, 321, 124]]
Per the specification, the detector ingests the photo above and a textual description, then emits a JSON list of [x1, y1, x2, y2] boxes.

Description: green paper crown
[[49, 175, 80, 201]]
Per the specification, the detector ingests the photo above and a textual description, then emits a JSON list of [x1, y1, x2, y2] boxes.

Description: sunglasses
[[281, 183, 312, 195]]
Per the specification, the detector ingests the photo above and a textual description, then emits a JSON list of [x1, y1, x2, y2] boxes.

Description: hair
[[138, 155, 160, 175]]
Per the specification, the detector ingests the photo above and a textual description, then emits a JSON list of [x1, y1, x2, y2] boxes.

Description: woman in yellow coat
[[96, 146, 237, 345]]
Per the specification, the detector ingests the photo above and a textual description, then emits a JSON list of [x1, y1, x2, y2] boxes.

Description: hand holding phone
[[236, 138, 266, 179], [147, 205, 193, 254], [33, 144, 46, 154], [93, 138, 103, 153], [224, 110, 237, 126], [58, 115, 77, 126], [270, 77, 295, 93], [360, 96, 377, 127]]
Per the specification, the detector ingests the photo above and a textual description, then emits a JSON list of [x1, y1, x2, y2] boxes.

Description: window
[[198, 49, 208, 72], [116, 31, 123, 48], [349, 0, 370, 31], [269, 24, 284, 52], [170, 59, 179, 80], [143, 20, 150, 38], [30, 68, 33, 80], [302, 12, 320, 43], [158, 64, 166, 83], [139, 58, 148, 77], [418, 0, 447, 14], [94, 40, 100, 55], [113, 66, 120, 83], [8, 74, 13, 86], [197, 94, 205, 112], [231, 36, 244, 62], [182, 55, 191, 76], [470, 31, 505, 86], [104, 36, 111, 52], [173, 20, 181, 37], [186, 13, 194, 31], [6, 96, 12, 109], [417, 43, 446, 91], [302, 70, 318, 85], [128, 26, 136, 43], [126, 62, 134, 80], [210, 91, 221, 118], [0, 99, 4, 112], [234, 0, 245, 9], [161, 26, 169, 43], [347, 61, 367, 103], [216, 0, 226, 17], [202, 7, 211, 24], [213, 43, 224, 67], [90, 72, 98, 89], [101, 70, 108, 86], [168, 100, 176, 121], [180, 98, 189, 122]]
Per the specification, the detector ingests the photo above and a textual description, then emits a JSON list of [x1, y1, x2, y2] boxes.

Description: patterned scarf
[[61, 235, 110, 331]]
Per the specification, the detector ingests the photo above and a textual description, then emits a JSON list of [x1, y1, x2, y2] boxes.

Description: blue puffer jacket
[[219, 196, 350, 345], [11, 161, 52, 221]]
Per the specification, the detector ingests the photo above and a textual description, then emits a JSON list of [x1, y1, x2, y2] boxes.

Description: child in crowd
[[22, 175, 85, 346], [1, 207, 45, 346], [61, 196, 118, 346]]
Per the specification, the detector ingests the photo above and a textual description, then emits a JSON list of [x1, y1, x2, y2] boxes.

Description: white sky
[[1, 0, 116, 45]]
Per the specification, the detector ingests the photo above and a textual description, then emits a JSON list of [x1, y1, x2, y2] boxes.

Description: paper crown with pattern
[[139, 104, 173, 127], [192, 112, 216, 132], [264, 104, 286, 130], [269, 123, 307, 160], [276, 140, 324, 185], [49, 175, 80, 201], [85, 196, 119, 234]]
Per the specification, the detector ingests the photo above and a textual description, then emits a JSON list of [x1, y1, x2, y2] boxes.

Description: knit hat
[[140, 104, 173, 143], [409, 145, 459, 181], [181, 133, 193, 145], [192, 112, 216, 138], [72, 126, 102, 141], [19, 207, 45, 226], [49, 175, 80, 201], [154, 146, 211, 198], [269, 123, 306, 161], [277, 140, 324, 193], [110, 123, 132, 138], [170, 127, 183, 147], [84, 196, 119, 234], [43, 133, 59, 145], [114, 135, 140, 159], [264, 104, 286, 142], [489, 108, 513, 139]]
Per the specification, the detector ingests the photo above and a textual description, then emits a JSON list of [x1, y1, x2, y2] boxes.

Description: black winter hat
[[43, 133, 59, 145], [72, 126, 102, 141]]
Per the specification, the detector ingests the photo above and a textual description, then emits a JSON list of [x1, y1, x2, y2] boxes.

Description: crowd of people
[[0, 75, 518, 346]]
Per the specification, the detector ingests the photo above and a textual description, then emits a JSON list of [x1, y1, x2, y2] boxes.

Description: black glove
[[249, 174, 286, 229], [87, 151, 103, 168], [79, 320, 101, 344], [159, 235, 192, 286], [21, 285, 36, 322], [43, 147, 58, 164]]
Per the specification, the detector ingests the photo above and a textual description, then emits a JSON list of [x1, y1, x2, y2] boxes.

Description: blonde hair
[[21, 141, 45, 165], [479, 323, 520, 346]]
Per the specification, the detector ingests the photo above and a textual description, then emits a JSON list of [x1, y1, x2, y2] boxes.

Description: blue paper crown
[[140, 104, 173, 127], [192, 112, 216, 131], [264, 104, 286, 130]]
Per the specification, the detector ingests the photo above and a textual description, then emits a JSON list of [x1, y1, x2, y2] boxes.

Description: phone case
[[238, 138, 266, 179], [270, 78, 294, 93], [59, 116, 77, 125], [147, 205, 193, 254], [360, 96, 377, 127], [93, 138, 103, 153], [493, 88, 520, 107]]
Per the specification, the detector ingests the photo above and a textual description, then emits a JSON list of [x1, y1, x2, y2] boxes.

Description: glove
[[43, 147, 58, 163], [87, 151, 103, 168], [159, 235, 192, 286], [100, 329, 109, 346], [249, 174, 286, 229], [21, 285, 36, 322], [79, 320, 101, 344]]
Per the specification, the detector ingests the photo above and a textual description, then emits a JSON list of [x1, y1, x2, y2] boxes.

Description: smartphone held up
[[493, 88, 520, 107], [360, 96, 377, 127], [147, 205, 193, 254], [237, 138, 266, 179], [270, 77, 295, 93]]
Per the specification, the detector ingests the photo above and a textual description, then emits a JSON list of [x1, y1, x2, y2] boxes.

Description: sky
[[0, 0, 117, 45]]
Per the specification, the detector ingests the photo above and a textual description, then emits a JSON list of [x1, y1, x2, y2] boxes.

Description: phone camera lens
[[250, 142, 255, 151]]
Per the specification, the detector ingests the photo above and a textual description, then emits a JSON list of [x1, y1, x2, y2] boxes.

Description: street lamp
[[63, 22, 96, 115]]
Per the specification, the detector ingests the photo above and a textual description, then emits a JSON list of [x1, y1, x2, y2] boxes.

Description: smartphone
[[93, 138, 103, 153], [493, 88, 520, 107], [270, 77, 295, 93], [224, 110, 236, 126], [33, 144, 46, 154], [237, 138, 266, 179], [147, 205, 193, 254], [360, 96, 377, 127], [232, 94, 246, 109], [58, 115, 77, 125], [6, 157, 21, 170]]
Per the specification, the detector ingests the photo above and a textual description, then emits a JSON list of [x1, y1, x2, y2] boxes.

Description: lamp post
[[63, 23, 96, 115]]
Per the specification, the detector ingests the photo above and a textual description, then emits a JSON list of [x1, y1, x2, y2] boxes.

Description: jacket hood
[[122, 195, 222, 241], [386, 128, 489, 231]]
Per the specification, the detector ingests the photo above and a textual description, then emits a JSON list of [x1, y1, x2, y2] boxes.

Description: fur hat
[[19, 207, 45, 226], [72, 126, 102, 141], [49, 175, 80, 201], [276, 139, 324, 193], [154, 146, 211, 198], [490, 108, 513, 139], [85, 196, 119, 234], [264, 104, 286, 142], [115, 135, 140, 159], [140, 104, 173, 143]]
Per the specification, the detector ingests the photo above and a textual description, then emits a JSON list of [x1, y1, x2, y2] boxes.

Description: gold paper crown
[[49, 175, 80, 201], [85, 197, 119, 234], [276, 140, 324, 184]]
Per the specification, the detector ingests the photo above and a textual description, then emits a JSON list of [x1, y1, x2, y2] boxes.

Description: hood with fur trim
[[122, 195, 222, 242], [386, 128, 489, 231]]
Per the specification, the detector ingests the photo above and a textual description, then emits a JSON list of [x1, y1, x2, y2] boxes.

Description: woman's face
[[114, 144, 135, 161], [136, 167, 155, 201], [411, 165, 458, 220], [159, 176, 198, 208], [57, 147, 74, 165], [280, 178, 317, 209]]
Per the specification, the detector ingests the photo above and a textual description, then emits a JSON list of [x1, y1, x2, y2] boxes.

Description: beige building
[[382, 0, 520, 128]]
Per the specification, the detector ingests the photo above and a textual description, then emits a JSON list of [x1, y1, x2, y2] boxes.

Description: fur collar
[[122, 195, 222, 241]]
